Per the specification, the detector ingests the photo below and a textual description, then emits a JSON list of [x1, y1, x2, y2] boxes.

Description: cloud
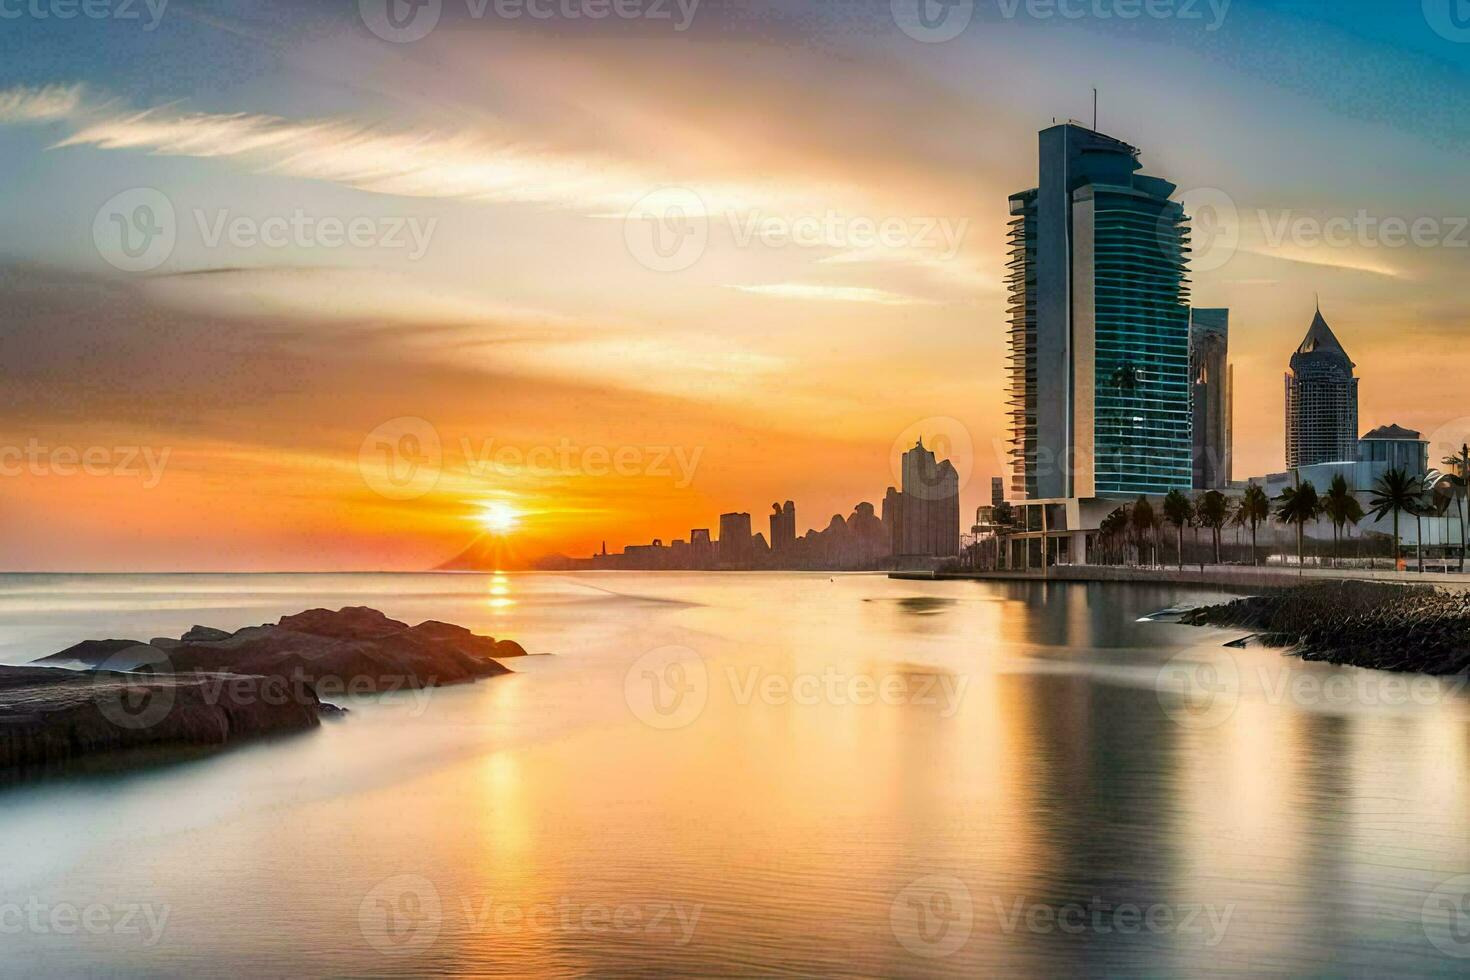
[[728, 283, 936, 306], [0, 84, 85, 123]]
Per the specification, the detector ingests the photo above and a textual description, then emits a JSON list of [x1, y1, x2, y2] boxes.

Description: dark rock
[[43, 638, 148, 665], [0, 665, 322, 774], [37, 607, 517, 692], [181, 625, 233, 643], [1181, 581, 1470, 675]]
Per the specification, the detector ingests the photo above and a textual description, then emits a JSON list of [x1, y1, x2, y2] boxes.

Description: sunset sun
[[476, 502, 522, 535]]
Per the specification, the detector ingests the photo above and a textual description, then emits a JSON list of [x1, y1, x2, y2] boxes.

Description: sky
[[1, 0, 1468, 570]]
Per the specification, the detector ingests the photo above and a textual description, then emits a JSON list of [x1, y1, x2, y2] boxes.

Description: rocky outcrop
[[6, 608, 524, 776], [39, 606, 523, 692], [0, 665, 322, 773], [1181, 581, 1470, 674]]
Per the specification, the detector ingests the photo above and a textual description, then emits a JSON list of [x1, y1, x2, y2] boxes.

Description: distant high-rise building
[[1285, 305, 1358, 468], [718, 512, 753, 566], [888, 440, 960, 557], [991, 476, 1004, 507], [1190, 308, 1232, 489], [1006, 123, 1192, 499], [689, 528, 713, 568], [769, 501, 796, 554]]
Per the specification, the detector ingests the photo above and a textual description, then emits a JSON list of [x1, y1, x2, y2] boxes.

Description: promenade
[[890, 563, 1470, 590]]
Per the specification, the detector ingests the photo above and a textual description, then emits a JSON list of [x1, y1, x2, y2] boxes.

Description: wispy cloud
[[728, 283, 937, 306], [0, 84, 84, 123]]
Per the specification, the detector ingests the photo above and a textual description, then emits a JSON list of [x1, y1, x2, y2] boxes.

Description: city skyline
[[2, 2, 1468, 570]]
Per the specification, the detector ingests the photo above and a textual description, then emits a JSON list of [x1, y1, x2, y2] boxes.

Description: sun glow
[[477, 502, 522, 535]]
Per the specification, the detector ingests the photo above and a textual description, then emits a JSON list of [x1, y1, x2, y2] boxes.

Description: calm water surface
[[1, 572, 1468, 977]]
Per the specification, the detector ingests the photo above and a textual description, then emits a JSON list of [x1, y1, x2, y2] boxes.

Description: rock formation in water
[[1181, 581, 1470, 674], [0, 665, 323, 772], [39, 606, 526, 692], [5, 607, 525, 776]]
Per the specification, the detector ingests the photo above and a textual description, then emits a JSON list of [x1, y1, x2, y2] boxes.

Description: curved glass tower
[[1006, 123, 1193, 500]]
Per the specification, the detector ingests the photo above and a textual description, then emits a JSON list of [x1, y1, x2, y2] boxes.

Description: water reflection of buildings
[[537, 443, 961, 572]]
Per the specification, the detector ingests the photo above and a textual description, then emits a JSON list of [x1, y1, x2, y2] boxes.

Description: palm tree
[[1098, 506, 1129, 565], [1162, 489, 1193, 570], [1239, 483, 1270, 566], [1321, 473, 1364, 567], [1131, 496, 1158, 567], [1369, 468, 1424, 570], [1275, 481, 1321, 569], [1446, 443, 1469, 573], [1445, 472, 1468, 574], [1197, 490, 1229, 565]]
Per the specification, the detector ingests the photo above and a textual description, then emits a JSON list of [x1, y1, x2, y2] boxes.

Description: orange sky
[[2, 6, 1468, 570]]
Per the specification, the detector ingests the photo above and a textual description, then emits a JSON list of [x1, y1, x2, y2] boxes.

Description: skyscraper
[[769, 501, 796, 555], [1006, 123, 1193, 499], [887, 440, 960, 557], [1189, 308, 1232, 489], [991, 476, 1004, 507], [718, 512, 753, 566], [1285, 306, 1358, 468]]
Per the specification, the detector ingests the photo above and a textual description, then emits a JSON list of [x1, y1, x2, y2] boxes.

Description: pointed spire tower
[[1285, 303, 1359, 468]]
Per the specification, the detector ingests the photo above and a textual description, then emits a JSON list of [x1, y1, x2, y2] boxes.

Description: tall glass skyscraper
[[1006, 124, 1193, 500]]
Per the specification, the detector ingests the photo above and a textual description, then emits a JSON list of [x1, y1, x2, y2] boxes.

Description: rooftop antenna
[[1092, 88, 1098, 131]]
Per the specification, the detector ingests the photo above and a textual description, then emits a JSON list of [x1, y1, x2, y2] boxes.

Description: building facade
[[1285, 307, 1359, 468], [1189, 308, 1232, 489], [1006, 122, 1193, 500], [1358, 424, 1429, 476], [718, 512, 752, 566]]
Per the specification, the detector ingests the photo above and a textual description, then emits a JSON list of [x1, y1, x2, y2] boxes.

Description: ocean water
[[1, 572, 1468, 977]]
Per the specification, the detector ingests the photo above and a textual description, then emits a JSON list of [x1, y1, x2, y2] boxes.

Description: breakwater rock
[[0, 665, 323, 773], [1180, 581, 1470, 674], [5, 608, 525, 777], [39, 606, 524, 692]]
